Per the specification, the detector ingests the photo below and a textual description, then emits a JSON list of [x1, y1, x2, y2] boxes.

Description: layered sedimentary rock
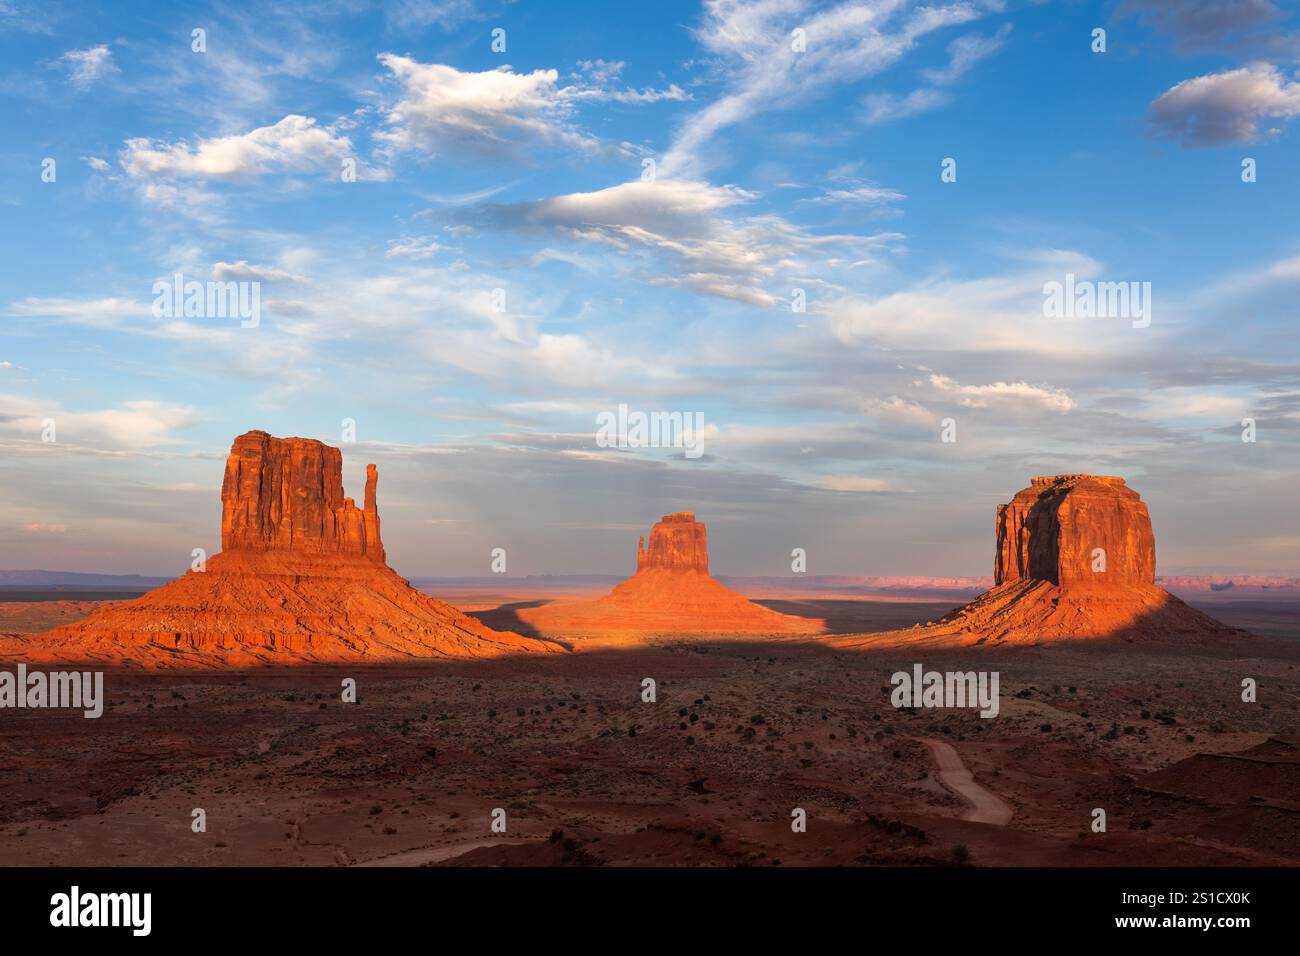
[[521, 512, 822, 636], [995, 475, 1154, 589], [637, 512, 708, 573], [15, 431, 560, 667], [221, 431, 384, 561], [828, 474, 1243, 649]]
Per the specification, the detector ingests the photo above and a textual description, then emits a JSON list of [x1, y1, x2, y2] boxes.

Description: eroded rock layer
[[995, 474, 1154, 589], [521, 512, 821, 636], [825, 474, 1243, 649], [15, 431, 560, 667]]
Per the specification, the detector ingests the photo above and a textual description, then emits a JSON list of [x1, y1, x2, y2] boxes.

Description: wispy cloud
[[58, 44, 116, 89]]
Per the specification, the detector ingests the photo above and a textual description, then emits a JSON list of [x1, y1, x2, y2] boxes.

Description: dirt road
[[917, 737, 1013, 825]]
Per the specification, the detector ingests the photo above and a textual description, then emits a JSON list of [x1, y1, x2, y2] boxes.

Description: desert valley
[[1, 432, 1296, 868]]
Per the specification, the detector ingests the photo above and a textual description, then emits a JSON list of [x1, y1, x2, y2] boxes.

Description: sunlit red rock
[[827, 474, 1243, 648], [15, 431, 561, 667], [637, 512, 709, 573], [520, 512, 822, 637], [995, 474, 1154, 589]]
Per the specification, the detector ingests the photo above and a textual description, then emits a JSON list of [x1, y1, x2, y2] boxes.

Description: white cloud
[[385, 236, 443, 260], [804, 183, 906, 205], [59, 44, 116, 89], [120, 114, 358, 180], [927, 373, 1075, 413], [567, 59, 691, 104], [0, 394, 199, 449], [384, 0, 481, 30], [1143, 389, 1249, 419], [825, 249, 1163, 355], [815, 475, 896, 493], [376, 54, 599, 158], [923, 25, 1012, 85], [81, 155, 110, 171], [864, 23, 1012, 125], [861, 395, 932, 425], [1149, 63, 1300, 145], [487, 179, 902, 305], [863, 87, 951, 125], [211, 260, 305, 283], [662, 0, 993, 176]]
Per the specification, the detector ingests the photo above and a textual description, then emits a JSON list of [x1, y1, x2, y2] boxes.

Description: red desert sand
[[828, 474, 1244, 649], [6, 430, 562, 667], [520, 512, 823, 637]]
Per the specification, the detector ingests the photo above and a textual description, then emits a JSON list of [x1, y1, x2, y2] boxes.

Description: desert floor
[[1, 592, 1297, 867]]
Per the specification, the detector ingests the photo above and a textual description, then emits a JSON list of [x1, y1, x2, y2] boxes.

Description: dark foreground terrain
[[1, 595, 1298, 867]]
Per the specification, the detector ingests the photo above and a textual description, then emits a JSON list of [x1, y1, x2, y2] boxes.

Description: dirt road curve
[[360, 839, 529, 866], [917, 737, 1014, 825]]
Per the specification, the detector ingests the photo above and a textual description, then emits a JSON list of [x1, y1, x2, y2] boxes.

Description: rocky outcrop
[[825, 474, 1244, 649], [995, 475, 1154, 589], [17, 431, 561, 667], [636, 512, 708, 573], [522, 512, 821, 637], [221, 430, 384, 561]]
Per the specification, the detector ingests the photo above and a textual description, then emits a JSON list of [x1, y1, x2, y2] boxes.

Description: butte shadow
[[5, 430, 564, 668], [824, 474, 1248, 650], [517, 511, 824, 640]]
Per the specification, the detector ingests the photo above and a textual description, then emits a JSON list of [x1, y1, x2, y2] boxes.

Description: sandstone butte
[[11, 430, 562, 667], [520, 512, 823, 636], [830, 474, 1245, 649]]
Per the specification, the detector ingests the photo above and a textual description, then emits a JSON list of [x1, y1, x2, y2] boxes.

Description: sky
[[0, 0, 1297, 579]]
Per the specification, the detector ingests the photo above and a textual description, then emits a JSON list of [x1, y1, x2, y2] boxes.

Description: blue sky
[[1, 0, 1297, 577]]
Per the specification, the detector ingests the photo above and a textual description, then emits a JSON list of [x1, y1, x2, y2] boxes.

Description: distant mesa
[[831, 474, 1245, 648], [10, 430, 561, 667], [637, 511, 709, 573], [520, 511, 823, 637]]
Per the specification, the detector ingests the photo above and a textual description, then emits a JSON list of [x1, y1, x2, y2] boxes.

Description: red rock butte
[[520, 512, 822, 637], [12, 430, 561, 667], [830, 474, 1243, 648]]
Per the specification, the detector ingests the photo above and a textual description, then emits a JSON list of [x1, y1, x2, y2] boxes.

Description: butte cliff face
[[221, 431, 384, 561], [995, 475, 1154, 590], [636, 512, 708, 573], [521, 512, 821, 637], [15, 431, 560, 667], [829, 474, 1243, 649]]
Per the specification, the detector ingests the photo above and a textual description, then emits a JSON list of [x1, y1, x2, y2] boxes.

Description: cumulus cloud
[[1149, 63, 1300, 145], [120, 114, 358, 180], [59, 44, 116, 88], [376, 54, 599, 159]]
